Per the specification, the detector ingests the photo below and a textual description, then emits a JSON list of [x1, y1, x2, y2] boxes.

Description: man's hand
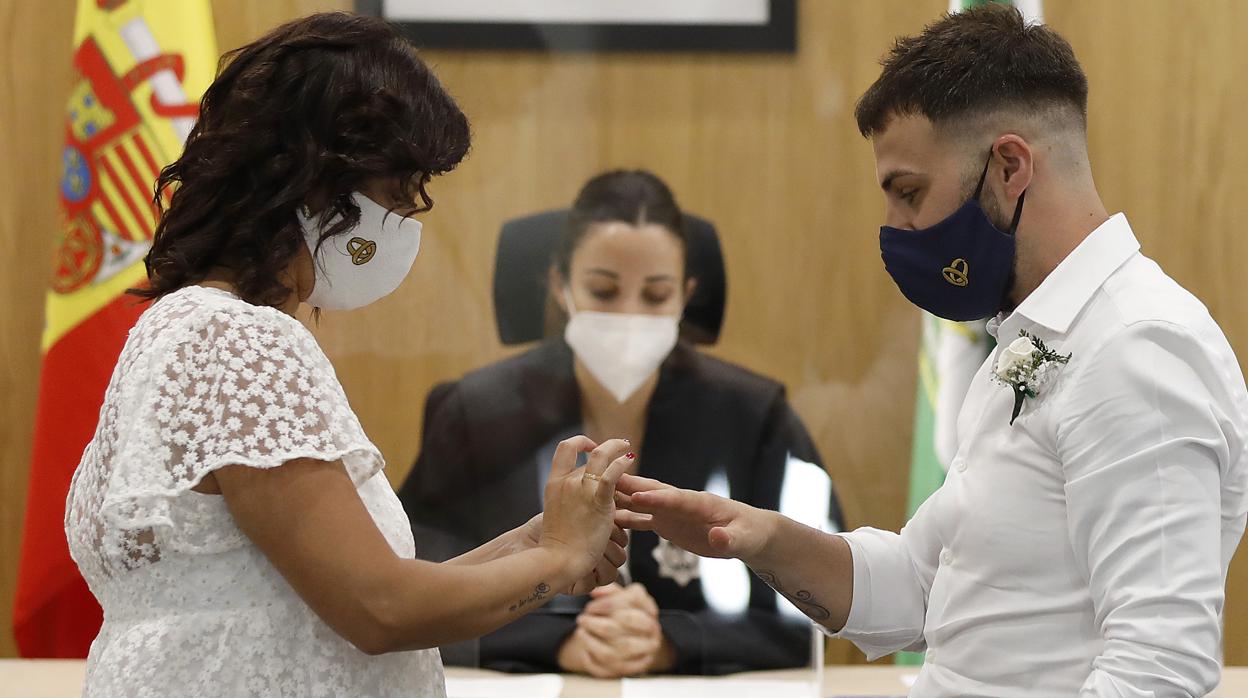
[[615, 473, 777, 563], [617, 473, 853, 630], [558, 583, 676, 677]]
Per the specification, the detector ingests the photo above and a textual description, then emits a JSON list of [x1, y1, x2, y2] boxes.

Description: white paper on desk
[[444, 673, 563, 698], [623, 678, 812, 698]]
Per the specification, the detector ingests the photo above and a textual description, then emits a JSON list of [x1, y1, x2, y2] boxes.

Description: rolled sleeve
[[827, 498, 940, 659]]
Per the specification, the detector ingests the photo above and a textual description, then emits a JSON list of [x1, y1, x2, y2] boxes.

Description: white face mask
[[299, 191, 423, 310], [563, 288, 680, 403]]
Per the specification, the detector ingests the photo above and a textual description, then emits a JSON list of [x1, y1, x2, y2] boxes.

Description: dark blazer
[[398, 339, 842, 675]]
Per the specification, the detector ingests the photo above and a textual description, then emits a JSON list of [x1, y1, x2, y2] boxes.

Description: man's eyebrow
[[881, 169, 919, 192]]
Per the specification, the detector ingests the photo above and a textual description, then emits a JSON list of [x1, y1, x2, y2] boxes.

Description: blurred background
[[2, 0, 1247, 663]]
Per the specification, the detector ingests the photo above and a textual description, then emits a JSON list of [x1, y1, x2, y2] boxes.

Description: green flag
[[896, 0, 1042, 667]]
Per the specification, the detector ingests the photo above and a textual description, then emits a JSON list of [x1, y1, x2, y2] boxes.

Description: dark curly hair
[[855, 4, 1087, 138], [132, 11, 470, 306]]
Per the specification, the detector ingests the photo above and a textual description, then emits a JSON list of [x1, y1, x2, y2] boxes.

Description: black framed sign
[[356, 0, 796, 53]]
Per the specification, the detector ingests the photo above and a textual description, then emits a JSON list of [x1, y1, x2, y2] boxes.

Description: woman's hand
[[539, 437, 634, 582], [567, 524, 629, 595], [558, 583, 676, 677], [582, 581, 659, 618], [518, 513, 630, 594], [449, 513, 624, 584]]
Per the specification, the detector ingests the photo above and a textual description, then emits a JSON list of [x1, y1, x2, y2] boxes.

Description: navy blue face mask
[[879, 153, 1025, 321]]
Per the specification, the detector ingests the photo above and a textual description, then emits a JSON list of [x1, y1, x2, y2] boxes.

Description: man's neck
[[1008, 193, 1110, 308]]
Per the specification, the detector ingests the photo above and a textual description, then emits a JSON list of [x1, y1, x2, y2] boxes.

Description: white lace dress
[[65, 285, 445, 697]]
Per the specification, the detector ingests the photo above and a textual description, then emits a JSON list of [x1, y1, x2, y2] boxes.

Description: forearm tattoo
[[509, 582, 551, 613], [753, 569, 831, 621]]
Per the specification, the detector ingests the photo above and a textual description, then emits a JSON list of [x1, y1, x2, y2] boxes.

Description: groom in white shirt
[[617, 5, 1248, 696]]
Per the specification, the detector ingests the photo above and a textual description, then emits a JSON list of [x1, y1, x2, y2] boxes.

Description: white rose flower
[[995, 336, 1037, 381]]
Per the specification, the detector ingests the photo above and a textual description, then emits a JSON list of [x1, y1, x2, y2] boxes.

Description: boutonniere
[[993, 330, 1071, 425]]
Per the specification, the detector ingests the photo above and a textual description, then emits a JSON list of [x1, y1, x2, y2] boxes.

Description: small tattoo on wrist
[[510, 582, 551, 612]]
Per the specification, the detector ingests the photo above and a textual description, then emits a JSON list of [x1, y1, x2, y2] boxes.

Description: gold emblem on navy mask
[[346, 237, 377, 266], [942, 258, 970, 287]]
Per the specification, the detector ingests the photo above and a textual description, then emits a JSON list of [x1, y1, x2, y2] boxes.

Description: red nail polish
[[626, 453, 636, 460]]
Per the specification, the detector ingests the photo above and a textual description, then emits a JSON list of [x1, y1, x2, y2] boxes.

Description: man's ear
[[993, 135, 1034, 200]]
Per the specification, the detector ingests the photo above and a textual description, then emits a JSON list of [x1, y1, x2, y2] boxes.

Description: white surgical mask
[[563, 288, 680, 403], [299, 191, 422, 310]]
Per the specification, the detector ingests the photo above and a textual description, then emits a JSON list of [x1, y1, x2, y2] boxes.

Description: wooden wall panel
[[0, 0, 87, 663], [3, 0, 1247, 667]]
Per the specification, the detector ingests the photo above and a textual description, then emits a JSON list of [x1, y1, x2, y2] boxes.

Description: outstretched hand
[[619, 474, 854, 631], [614, 473, 775, 563]]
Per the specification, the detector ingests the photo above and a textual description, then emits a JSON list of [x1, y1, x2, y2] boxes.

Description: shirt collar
[[991, 213, 1139, 338]]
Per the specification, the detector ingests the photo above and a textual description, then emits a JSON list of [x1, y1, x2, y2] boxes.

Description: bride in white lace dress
[[65, 13, 637, 697]]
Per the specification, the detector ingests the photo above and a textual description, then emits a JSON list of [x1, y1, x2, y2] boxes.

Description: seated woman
[[398, 169, 842, 677]]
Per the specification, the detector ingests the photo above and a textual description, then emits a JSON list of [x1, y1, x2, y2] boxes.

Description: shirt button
[[941, 550, 954, 566], [954, 458, 967, 473]]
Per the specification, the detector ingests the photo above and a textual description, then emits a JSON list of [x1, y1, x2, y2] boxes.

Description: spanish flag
[[13, 0, 216, 657]]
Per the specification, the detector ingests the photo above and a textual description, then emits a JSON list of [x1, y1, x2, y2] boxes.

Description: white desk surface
[[3, 660, 1247, 697]]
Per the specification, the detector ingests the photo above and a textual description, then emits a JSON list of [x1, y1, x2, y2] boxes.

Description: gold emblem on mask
[[346, 237, 377, 266], [942, 258, 970, 287]]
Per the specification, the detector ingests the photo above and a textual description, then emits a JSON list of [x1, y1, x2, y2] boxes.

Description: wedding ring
[[582, 472, 602, 482]]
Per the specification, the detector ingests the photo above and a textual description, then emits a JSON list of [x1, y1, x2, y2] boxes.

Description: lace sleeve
[[100, 303, 383, 533]]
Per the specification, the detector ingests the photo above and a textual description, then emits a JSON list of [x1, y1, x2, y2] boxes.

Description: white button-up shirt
[[834, 214, 1248, 696]]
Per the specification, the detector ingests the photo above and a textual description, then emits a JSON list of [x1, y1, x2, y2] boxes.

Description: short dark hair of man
[[854, 4, 1088, 139]]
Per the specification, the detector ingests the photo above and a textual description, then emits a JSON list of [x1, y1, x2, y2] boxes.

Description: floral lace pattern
[[66, 286, 444, 697]]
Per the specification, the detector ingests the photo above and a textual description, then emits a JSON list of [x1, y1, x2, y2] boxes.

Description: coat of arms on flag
[[43, 1, 215, 351], [58, 35, 170, 295]]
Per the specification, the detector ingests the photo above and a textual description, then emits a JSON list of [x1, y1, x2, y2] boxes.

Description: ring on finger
[[583, 472, 602, 482]]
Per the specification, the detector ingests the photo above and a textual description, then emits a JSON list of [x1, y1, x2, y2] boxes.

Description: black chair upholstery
[[492, 209, 727, 346]]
